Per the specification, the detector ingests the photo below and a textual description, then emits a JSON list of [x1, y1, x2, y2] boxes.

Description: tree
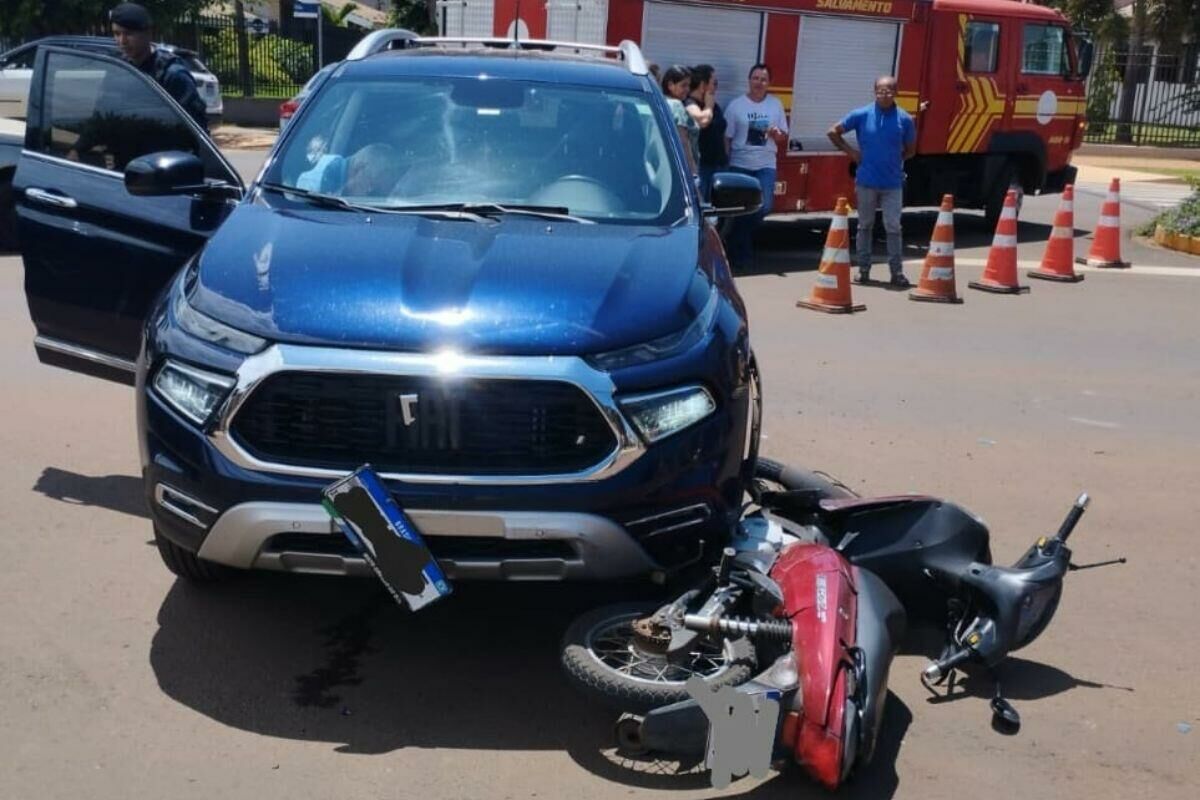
[[0, 0, 203, 40], [388, 0, 436, 34], [322, 2, 358, 27]]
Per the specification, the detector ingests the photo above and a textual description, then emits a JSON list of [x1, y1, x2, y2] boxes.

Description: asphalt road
[[1, 154, 1198, 799]]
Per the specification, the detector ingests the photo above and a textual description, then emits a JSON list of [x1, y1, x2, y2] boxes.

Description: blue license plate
[[321, 465, 451, 611]]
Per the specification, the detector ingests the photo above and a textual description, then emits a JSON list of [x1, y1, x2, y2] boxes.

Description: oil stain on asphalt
[[292, 593, 389, 708]]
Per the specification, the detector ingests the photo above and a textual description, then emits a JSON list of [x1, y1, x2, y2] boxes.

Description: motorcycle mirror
[[990, 696, 1021, 733]]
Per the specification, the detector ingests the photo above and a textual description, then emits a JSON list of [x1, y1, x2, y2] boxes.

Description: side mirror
[[125, 151, 239, 199], [705, 172, 763, 218], [1075, 37, 1095, 79]]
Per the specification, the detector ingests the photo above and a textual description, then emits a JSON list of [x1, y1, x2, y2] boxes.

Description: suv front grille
[[230, 373, 617, 475]]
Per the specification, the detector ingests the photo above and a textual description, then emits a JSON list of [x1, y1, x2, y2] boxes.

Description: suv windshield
[[265, 74, 685, 224]]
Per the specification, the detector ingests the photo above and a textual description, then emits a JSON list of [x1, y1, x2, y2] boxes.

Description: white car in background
[[0, 36, 221, 121]]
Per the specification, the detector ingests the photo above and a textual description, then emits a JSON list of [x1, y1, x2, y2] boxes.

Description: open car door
[[14, 45, 243, 384]]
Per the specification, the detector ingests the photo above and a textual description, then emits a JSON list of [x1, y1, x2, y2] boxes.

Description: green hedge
[[1140, 177, 1200, 237]]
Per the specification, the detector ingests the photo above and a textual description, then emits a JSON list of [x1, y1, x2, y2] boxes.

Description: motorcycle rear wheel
[[561, 602, 757, 714]]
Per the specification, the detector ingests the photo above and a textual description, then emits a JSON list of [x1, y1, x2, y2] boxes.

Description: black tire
[[753, 456, 855, 499], [983, 162, 1022, 231], [153, 526, 236, 583], [561, 601, 757, 714], [0, 172, 17, 253]]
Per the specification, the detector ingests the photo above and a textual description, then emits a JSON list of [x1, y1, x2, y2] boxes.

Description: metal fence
[[157, 13, 366, 98], [1085, 44, 1200, 147]]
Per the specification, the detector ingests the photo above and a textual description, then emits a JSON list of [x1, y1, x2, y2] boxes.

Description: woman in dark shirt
[[690, 65, 727, 202]]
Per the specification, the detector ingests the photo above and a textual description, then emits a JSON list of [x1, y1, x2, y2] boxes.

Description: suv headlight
[[587, 282, 719, 371], [620, 385, 716, 443], [153, 360, 236, 425], [173, 276, 267, 355]]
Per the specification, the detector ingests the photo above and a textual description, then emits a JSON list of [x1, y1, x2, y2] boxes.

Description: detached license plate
[[321, 465, 451, 611], [697, 681, 782, 789]]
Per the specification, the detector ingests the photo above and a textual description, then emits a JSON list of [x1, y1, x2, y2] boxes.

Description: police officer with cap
[[109, 2, 209, 131]]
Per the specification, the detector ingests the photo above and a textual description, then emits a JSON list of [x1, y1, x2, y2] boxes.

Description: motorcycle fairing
[[772, 543, 858, 790]]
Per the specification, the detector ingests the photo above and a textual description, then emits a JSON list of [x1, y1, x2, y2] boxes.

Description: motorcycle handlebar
[[921, 647, 973, 683], [1055, 493, 1090, 543]]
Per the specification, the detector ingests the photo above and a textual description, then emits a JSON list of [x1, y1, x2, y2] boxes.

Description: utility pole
[[234, 1, 253, 97]]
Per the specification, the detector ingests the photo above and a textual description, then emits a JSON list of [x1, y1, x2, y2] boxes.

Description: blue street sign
[[294, 1, 320, 19]]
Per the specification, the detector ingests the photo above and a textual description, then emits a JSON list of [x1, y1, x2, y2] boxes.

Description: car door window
[[964, 22, 1001, 74], [1023, 24, 1069, 76], [37, 50, 221, 176]]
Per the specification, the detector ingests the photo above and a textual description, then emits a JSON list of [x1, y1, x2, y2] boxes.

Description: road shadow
[[922, 655, 1134, 706], [150, 575, 662, 757], [33, 466, 149, 520], [151, 574, 914, 794]]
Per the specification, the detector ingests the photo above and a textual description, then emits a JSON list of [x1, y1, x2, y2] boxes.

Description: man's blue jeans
[[727, 166, 776, 267], [855, 185, 904, 277]]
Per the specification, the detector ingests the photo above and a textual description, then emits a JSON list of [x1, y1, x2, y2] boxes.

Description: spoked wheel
[[561, 602, 757, 714]]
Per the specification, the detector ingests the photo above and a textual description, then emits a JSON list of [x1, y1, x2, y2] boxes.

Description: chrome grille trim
[[207, 343, 646, 485]]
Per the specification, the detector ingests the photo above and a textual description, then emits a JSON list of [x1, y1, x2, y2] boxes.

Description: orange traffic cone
[[970, 189, 1029, 294], [797, 197, 865, 314], [1077, 178, 1130, 269], [1030, 185, 1084, 282], [909, 194, 963, 304]]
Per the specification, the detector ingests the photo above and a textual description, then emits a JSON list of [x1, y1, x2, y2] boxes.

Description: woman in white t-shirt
[[723, 63, 788, 271]]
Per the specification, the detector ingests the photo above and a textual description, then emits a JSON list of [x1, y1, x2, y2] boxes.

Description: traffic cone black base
[[968, 280, 1030, 294], [1076, 257, 1130, 269], [908, 291, 964, 304], [1029, 270, 1085, 283], [796, 299, 866, 314]]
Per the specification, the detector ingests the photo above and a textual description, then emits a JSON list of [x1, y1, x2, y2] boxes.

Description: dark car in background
[[11, 34, 763, 586]]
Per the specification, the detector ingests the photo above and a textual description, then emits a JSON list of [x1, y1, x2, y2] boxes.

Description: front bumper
[[161, 491, 658, 580], [139, 351, 749, 582]]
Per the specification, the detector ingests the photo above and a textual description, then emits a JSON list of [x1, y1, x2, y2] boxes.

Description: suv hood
[[191, 203, 707, 356]]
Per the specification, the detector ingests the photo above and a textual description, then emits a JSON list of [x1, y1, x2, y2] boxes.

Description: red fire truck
[[444, 0, 1092, 223]]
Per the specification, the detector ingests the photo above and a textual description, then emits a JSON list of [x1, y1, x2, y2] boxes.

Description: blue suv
[[14, 35, 763, 583]]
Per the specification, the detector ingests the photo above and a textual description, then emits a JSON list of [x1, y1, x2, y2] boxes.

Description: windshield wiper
[[259, 182, 374, 212], [383, 202, 593, 224]]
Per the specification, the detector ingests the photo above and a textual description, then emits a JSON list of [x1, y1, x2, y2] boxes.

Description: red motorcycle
[[559, 459, 1107, 790]]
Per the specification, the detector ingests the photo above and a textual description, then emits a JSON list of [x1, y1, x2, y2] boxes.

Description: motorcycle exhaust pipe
[[683, 613, 794, 642]]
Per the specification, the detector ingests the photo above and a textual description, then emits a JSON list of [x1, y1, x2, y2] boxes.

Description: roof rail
[[397, 36, 649, 76], [345, 28, 420, 60]]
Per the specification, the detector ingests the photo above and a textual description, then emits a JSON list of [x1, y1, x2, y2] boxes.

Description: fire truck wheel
[[983, 162, 1021, 230]]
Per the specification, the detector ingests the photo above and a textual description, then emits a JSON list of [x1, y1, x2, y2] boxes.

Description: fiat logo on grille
[[398, 393, 419, 427]]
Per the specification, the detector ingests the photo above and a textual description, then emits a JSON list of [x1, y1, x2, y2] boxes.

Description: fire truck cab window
[[964, 22, 1000, 73], [1023, 24, 1069, 75]]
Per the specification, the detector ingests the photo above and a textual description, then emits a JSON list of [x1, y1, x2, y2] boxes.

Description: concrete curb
[[1152, 226, 1200, 256], [1079, 143, 1200, 160]]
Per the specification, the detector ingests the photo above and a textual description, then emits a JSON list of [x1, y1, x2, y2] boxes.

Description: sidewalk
[[1073, 152, 1199, 184], [211, 124, 278, 150]]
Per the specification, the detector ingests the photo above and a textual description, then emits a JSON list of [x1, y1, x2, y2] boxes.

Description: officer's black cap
[[110, 3, 153, 31]]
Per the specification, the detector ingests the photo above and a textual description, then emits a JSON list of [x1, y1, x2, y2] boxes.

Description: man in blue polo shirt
[[827, 76, 917, 287]]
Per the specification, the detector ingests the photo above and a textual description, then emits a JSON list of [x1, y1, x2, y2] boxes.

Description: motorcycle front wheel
[[560, 602, 757, 714]]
